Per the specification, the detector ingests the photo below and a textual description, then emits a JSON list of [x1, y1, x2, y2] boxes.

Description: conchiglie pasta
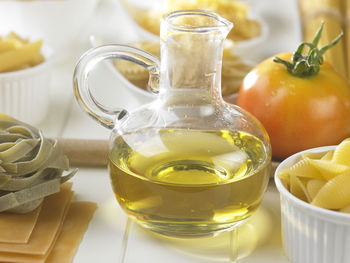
[[321, 150, 333, 161], [307, 179, 326, 200], [332, 138, 350, 166], [311, 173, 350, 209], [307, 158, 350, 180], [302, 151, 327, 160], [277, 138, 350, 214], [290, 174, 310, 202], [278, 171, 290, 190], [280, 159, 323, 179]]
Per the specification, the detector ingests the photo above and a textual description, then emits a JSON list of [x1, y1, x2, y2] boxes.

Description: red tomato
[[237, 53, 350, 160]]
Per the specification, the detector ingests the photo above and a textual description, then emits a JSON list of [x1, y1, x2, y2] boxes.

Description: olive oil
[[109, 128, 270, 237]]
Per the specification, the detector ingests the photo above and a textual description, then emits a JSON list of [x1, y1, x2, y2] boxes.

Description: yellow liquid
[[109, 129, 270, 237]]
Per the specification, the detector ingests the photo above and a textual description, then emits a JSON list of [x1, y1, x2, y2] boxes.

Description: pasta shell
[[290, 174, 310, 202], [307, 158, 350, 180], [281, 159, 323, 179], [311, 172, 350, 209], [332, 138, 350, 166], [306, 179, 326, 200], [278, 172, 290, 190], [321, 150, 334, 161], [302, 151, 328, 160]]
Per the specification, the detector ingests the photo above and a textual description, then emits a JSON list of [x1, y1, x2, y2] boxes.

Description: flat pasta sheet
[[46, 202, 98, 263], [0, 204, 42, 244], [0, 183, 72, 259]]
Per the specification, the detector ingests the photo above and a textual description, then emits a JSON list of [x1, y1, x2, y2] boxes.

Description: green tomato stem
[[273, 23, 343, 78]]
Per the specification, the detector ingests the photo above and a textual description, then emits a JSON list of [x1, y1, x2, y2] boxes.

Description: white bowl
[[274, 146, 350, 263], [0, 0, 99, 53], [89, 36, 245, 105], [0, 43, 53, 125], [233, 14, 269, 63], [119, 0, 269, 64]]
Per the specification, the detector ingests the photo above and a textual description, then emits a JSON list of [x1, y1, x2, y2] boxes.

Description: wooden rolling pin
[[58, 138, 280, 177], [58, 138, 109, 167]]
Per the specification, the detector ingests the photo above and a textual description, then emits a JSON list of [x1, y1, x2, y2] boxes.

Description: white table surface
[[13, 0, 302, 262]]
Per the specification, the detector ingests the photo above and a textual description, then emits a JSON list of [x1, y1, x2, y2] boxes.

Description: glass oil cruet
[[73, 10, 271, 237]]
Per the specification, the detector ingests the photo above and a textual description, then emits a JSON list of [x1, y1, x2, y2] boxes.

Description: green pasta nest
[[0, 120, 77, 213]]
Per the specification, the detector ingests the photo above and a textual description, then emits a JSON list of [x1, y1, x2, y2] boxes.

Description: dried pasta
[[122, 0, 261, 42], [281, 158, 323, 179], [290, 174, 310, 202], [332, 138, 350, 166], [0, 120, 77, 213], [307, 159, 350, 180], [311, 173, 350, 209], [114, 41, 252, 97], [278, 138, 350, 213], [0, 32, 44, 73], [306, 179, 326, 200]]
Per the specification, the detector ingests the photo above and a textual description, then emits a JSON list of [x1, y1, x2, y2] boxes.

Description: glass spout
[[159, 10, 233, 103]]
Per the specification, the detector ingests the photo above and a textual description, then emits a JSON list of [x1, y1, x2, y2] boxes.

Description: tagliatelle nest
[[0, 120, 77, 213], [114, 41, 252, 97]]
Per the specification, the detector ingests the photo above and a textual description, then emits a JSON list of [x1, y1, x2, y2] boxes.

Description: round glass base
[[135, 219, 247, 238]]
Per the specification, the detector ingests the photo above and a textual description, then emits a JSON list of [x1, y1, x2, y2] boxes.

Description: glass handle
[[73, 45, 160, 129]]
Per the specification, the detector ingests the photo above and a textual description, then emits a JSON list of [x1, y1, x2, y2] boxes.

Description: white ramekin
[[0, 45, 53, 125], [274, 145, 350, 263], [0, 0, 100, 52]]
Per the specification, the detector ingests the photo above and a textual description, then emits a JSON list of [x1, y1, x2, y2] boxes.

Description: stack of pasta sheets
[[299, 0, 350, 80], [0, 183, 97, 263]]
